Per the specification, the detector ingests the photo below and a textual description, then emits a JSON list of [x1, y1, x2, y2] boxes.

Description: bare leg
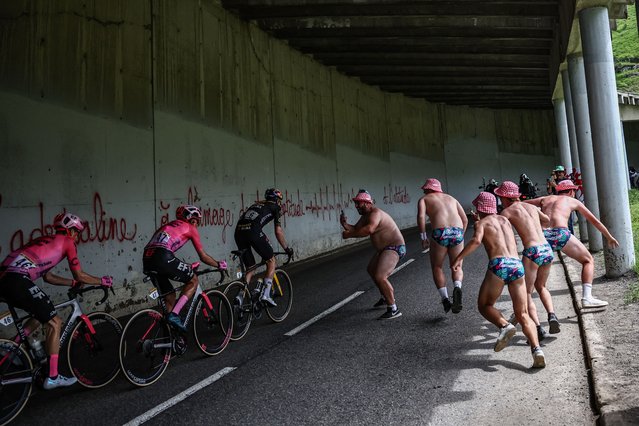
[[534, 264, 554, 313], [44, 316, 62, 356], [508, 278, 539, 349], [448, 242, 465, 283], [429, 242, 448, 289], [368, 251, 400, 305], [561, 235, 594, 284], [477, 270, 508, 328], [522, 257, 541, 326]]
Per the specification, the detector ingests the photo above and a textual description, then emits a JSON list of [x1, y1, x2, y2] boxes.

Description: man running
[[417, 178, 468, 313], [341, 189, 406, 319], [494, 181, 558, 337], [452, 192, 545, 368], [525, 180, 619, 308]]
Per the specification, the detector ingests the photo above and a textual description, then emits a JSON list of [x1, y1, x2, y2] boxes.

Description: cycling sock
[[263, 279, 273, 296], [49, 354, 59, 378], [390, 303, 397, 311], [582, 283, 593, 299], [172, 295, 189, 315], [438, 287, 449, 300], [454, 281, 462, 288]]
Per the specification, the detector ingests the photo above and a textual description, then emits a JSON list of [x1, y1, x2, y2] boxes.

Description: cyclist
[[143, 205, 227, 332], [0, 212, 113, 390], [234, 188, 293, 307]]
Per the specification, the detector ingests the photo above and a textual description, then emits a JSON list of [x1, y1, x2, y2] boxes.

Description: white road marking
[[122, 367, 236, 426], [390, 258, 415, 276], [285, 291, 365, 337], [422, 248, 430, 254]]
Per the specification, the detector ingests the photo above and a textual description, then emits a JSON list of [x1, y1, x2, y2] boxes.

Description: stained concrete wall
[[0, 0, 556, 315], [625, 121, 639, 168]]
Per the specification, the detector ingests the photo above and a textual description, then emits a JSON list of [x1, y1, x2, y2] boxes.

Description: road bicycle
[[119, 266, 232, 387], [223, 250, 293, 341], [0, 285, 121, 425]]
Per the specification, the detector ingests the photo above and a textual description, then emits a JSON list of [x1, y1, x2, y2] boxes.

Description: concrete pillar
[[567, 54, 603, 251], [561, 68, 589, 241], [580, 6, 635, 276], [552, 98, 573, 173]]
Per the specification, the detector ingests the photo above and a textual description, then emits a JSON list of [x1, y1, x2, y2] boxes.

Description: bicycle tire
[[193, 289, 233, 356], [0, 339, 33, 426], [119, 309, 172, 387], [223, 281, 253, 341], [265, 269, 293, 322], [67, 312, 122, 388]]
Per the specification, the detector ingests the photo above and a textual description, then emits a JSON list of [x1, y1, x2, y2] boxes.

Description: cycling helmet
[[53, 212, 85, 232], [265, 188, 283, 202], [176, 205, 202, 222]]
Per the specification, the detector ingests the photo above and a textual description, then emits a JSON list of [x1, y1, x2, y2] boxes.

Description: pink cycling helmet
[[176, 205, 202, 222], [53, 212, 85, 231]]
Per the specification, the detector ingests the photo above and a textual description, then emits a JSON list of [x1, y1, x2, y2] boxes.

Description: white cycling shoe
[[43, 374, 77, 390]]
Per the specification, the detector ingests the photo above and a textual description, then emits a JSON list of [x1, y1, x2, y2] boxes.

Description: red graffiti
[[78, 193, 137, 244], [383, 185, 411, 205], [4, 193, 137, 254]]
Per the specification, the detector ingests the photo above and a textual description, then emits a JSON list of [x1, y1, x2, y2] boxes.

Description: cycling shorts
[[0, 273, 57, 323], [234, 228, 274, 269], [142, 248, 194, 295]]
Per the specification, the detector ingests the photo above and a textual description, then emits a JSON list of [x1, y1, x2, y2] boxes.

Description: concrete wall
[[0, 0, 556, 315]]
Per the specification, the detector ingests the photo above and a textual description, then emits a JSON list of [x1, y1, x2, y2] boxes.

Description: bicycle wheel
[[193, 290, 233, 356], [223, 281, 253, 341], [119, 309, 172, 387], [265, 269, 293, 322], [67, 312, 122, 388], [0, 339, 33, 426]]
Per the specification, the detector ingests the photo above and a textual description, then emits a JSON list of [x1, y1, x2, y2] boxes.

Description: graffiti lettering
[[4, 194, 137, 254], [383, 185, 411, 205]]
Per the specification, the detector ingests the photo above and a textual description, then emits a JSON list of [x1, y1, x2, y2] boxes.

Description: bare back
[[476, 215, 519, 259], [533, 195, 579, 228], [418, 192, 466, 229], [500, 202, 546, 248], [365, 207, 405, 250]]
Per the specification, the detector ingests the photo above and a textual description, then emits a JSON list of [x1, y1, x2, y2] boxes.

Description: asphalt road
[[15, 228, 594, 425]]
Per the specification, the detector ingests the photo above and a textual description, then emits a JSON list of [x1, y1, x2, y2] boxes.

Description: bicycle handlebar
[[273, 251, 294, 265], [67, 285, 113, 306], [194, 267, 227, 285]]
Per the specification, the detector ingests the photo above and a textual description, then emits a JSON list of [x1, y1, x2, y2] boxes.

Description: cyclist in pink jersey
[[0, 212, 114, 390], [143, 205, 227, 331]]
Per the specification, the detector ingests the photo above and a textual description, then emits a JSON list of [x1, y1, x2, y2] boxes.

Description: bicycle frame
[[233, 250, 292, 296], [2, 291, 105, 364], [145, 272, 220, 350]]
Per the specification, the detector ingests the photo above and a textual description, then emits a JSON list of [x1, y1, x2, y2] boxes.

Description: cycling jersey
[[236, 201, 282, 231], [144, 220, 203, 254], [0, 234, 81, 281]]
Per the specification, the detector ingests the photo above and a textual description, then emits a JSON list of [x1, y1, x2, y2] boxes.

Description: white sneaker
[[260, 293, 277, 307], [494, 323, 516, 352], [581, 297, 608, 308], [43, 374, 77, 390], [532, 347, 546, 368]]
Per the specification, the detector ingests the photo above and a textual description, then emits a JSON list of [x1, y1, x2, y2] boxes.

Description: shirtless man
[[417, 178, 468, 313], [341, 189, 406, 319], [452, 192, 545, 368], [494, 181, 558, 338], [525, 180, 619, 308]]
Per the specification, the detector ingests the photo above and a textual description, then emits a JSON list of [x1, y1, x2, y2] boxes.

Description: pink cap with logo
[[494, 181, 521, 198], [472, 192, 497, 214], [421, 178, 442, 193]]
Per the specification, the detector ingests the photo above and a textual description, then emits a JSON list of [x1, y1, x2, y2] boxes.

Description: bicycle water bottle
[[29, 337, 46, 363]]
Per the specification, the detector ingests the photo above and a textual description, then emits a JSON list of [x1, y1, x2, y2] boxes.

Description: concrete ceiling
[[222, 0, 571, 110]]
